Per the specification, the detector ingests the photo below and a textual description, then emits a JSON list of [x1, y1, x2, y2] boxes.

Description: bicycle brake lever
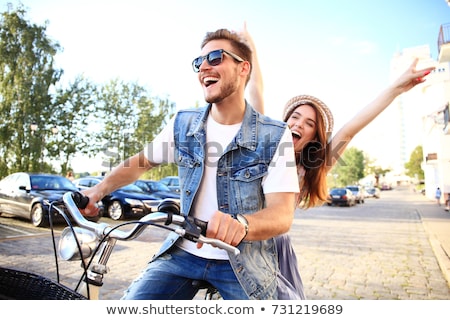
[[197, 235, 240, 256], [173, 229, 239, 256]]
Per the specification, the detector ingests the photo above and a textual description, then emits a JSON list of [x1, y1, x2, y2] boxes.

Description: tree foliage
[[91, 79, 176, 174], [331, 147, 365, 186], [404, 145, 424, 180], [49, 75, 97, 174], [0, 4, 62, 174]]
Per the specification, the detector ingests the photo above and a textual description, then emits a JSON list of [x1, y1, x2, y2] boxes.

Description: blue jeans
[[121, 246, 249, 300]]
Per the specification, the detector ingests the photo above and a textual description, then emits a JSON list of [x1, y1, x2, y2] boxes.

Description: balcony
[[438, 23, 450, 62]]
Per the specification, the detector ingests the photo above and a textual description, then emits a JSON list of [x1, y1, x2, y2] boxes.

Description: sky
[[4, 0, 450, 173]]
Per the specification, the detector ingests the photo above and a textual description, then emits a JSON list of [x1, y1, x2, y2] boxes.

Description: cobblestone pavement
[[1, 186, 449, 300], [293, 187, 450, 299]]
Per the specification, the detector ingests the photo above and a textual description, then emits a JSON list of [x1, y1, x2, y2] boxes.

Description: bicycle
[[0, 191, 238, 300]]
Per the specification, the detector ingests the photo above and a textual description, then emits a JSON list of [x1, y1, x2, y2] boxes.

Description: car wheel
[[108, 200, 124, 220], [31, 203, 48, 227]]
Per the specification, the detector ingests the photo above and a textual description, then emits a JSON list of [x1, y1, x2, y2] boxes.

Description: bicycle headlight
[[58, 226, 98, 261]]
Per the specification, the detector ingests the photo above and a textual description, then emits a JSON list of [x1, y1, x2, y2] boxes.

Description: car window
[[76, 178, 100, 188], [74, 179, 87, 188], [87, 179, 101, 187]]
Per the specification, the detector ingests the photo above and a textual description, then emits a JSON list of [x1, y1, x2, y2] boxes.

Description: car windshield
[[31, 175, 77, 191], [121, 184, 146, 193], [161, 177, 179, 186], [151, 182, 171, 192]]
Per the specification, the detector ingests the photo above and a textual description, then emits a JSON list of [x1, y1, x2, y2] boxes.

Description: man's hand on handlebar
[[78, 189, 102, 218], [196, 210, 247, 249]]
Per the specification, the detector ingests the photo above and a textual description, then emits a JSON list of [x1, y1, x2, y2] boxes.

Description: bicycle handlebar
[[62, 192, 240, 255]]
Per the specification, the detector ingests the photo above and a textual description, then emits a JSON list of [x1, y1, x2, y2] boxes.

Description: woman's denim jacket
[[152, 102, 289, 299]]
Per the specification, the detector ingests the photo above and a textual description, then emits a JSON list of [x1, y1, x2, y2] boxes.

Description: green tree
[[404, 145, 424, 180], [0, 4, 62, 174], [331, 147, 365, 186], [135, 95, 177, 180], [49, 76, 97, 175], [92, 80, 176, 176]]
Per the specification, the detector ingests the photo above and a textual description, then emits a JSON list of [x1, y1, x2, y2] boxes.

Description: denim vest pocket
[[230, 163, 268, 212]]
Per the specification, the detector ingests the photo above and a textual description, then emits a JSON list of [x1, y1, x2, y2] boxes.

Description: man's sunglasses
[[192, 49, 245, 73]]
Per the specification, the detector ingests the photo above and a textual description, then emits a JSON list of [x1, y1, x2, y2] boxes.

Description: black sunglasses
[[192, 49, 245, 73]]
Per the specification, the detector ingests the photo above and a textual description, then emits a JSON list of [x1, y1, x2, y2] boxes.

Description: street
[[1, 186, 450, 299], [293, 186, 450, 299]]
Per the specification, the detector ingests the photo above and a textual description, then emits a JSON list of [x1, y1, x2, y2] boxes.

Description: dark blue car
[[72, 176, 161, 220], [133, 180, 180, 200]]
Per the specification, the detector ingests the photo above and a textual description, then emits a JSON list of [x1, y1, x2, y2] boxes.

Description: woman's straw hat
[[283, 95, 334, 134]]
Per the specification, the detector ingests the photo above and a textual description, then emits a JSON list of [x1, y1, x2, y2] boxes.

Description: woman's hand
[[392, 58, 435, 94]]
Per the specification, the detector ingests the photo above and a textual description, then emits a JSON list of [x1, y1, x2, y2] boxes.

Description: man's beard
[[205, 81, 237, 104]]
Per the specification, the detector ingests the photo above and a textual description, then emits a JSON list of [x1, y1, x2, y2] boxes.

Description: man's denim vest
[[152, 102, 289, 299]]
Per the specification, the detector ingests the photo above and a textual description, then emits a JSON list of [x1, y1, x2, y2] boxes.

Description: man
[[80, 28, 299, 300]]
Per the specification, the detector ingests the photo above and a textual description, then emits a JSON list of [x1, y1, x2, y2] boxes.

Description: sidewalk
[[410, 190, 450, 287]]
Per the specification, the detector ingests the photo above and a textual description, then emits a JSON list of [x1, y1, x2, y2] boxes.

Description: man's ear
[[241, 61, 251, 76]]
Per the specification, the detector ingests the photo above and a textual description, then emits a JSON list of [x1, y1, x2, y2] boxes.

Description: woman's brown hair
[[283, 95, 334, 208]]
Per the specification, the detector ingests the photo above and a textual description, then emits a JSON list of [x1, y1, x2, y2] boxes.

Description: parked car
[[159, 176, 180, 194], [366, 187, 381, 199], [72, 176, 161, 220], [346, 185, 365, 204], [133, 180, 180, 200], [0, 172, 100, 227], [327, 188, 356, 207], [380, 183, 392, 190]]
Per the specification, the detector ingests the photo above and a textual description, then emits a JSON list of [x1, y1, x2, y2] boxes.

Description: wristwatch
[[236, 214, 249, 237]]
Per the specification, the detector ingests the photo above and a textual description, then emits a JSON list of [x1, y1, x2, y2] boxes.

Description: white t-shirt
[[144, 112, 299, 259]]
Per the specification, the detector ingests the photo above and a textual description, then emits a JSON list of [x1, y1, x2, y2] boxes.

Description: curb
[[417, 207, 450, 289]]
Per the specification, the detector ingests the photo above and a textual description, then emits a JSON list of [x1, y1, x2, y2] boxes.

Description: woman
[[239, 23, 435, 299]]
